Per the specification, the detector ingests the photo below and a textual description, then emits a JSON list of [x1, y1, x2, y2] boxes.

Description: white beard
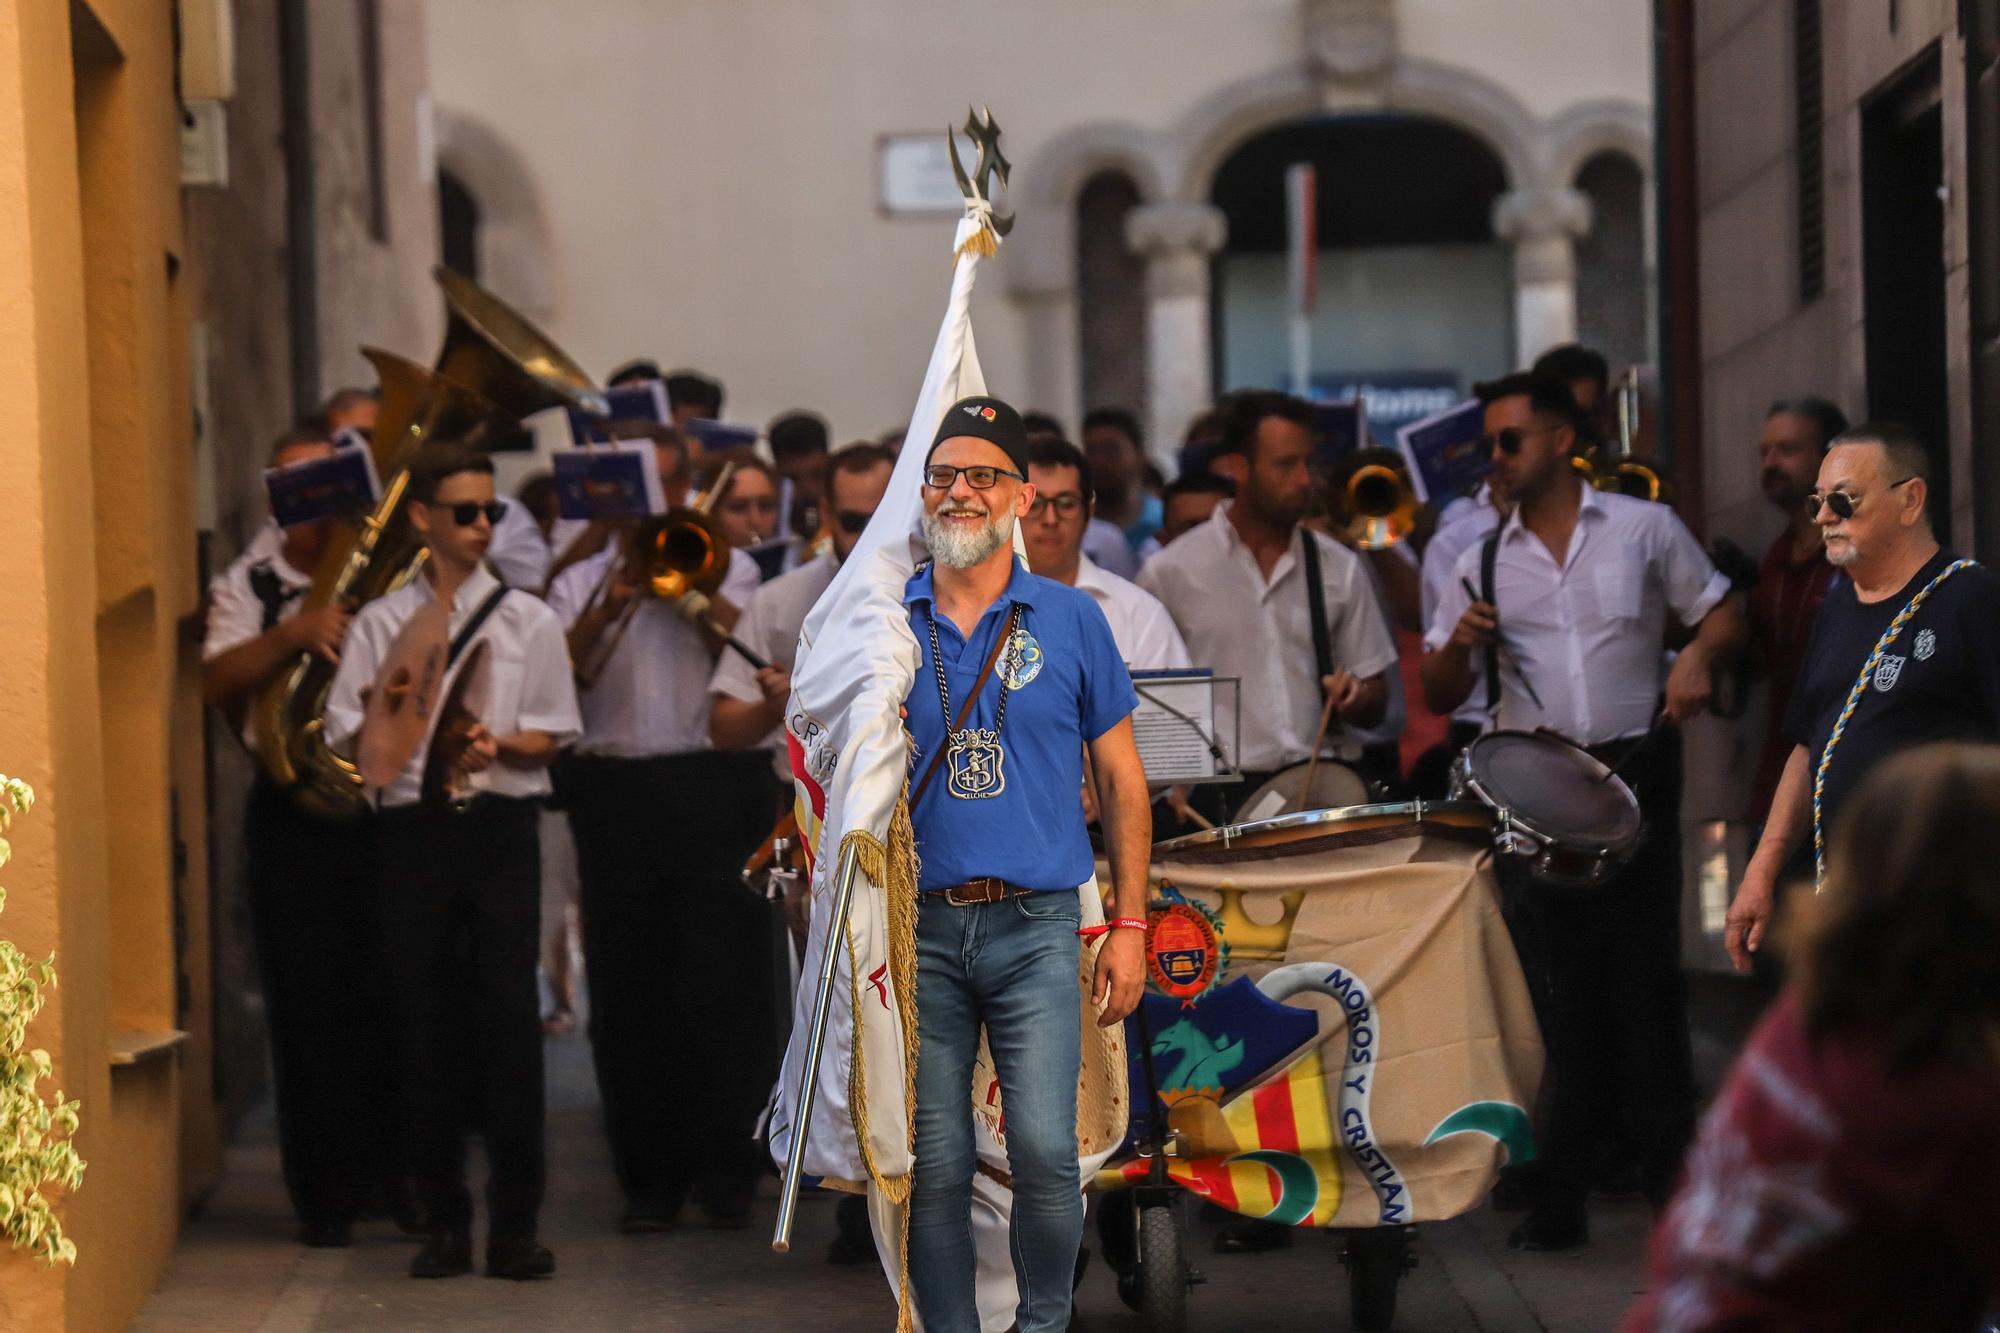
[[923, 506, 1015, 569]]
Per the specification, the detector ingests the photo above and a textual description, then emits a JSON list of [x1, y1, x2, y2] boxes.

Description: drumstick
[[1294, 688, 1341, 814], [1460, 577, 1545, 711]]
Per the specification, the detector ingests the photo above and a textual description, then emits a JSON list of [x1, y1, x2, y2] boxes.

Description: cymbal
[[421, 638, 492, 809], [357, 598, 450, 789]]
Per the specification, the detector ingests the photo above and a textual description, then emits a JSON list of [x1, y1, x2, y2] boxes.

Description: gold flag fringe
[[839, 792, 922, 1331], [954, 221, 1000, 262]]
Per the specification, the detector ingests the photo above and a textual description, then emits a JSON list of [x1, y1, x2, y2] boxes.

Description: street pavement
[[135, 1027, 1665, 1332]]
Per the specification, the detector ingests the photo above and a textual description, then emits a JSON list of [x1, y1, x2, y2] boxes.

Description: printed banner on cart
[[1099, 815, 1543, 1228]]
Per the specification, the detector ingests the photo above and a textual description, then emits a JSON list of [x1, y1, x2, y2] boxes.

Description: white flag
[[768, 208, 994, 1193]]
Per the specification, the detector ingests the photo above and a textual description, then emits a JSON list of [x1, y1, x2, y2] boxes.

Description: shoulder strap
[[1299, 530, 1334, 701], [910, 604, 1020, 809], [449, 585, 511, 666], [1479, 524, 1503, 716]]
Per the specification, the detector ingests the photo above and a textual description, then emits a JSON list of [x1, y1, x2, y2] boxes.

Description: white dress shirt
[[1420, 485, 1504, 728], [710, 550, 838, 777], [203, 535, 318, 749], [1071, 555, 1191, 671], [324, 563, 581, 807], [486, 496, 553, 590], [1423, 486, 1730, 745], [1139, 504, 1398, 770], [548, 545, 761, 758]]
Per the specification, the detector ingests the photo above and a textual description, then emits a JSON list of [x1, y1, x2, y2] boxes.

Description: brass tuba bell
[[251, 268, 607, 818]]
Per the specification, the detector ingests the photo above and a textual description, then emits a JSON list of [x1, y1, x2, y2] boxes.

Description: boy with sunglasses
[[324, 444, 581, 1281]]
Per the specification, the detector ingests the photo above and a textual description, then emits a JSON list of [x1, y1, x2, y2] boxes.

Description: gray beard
[[922, 506, 1015, 568]]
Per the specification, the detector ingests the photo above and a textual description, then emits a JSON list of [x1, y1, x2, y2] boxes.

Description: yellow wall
[[0, 1, 206, 1327]]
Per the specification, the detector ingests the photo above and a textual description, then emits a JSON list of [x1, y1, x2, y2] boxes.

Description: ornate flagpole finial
[[947, 106, 1014, 256]]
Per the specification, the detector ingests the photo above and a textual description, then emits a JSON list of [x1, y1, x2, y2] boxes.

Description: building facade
[[0, 1, 438, 1326], [425, 0, 1654, 470]]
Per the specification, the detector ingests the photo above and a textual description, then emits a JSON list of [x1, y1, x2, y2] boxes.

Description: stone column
[[1126, 202, 1227, 472], [1492, 186, 1593, 362], [1003, 204, 1082, 433]]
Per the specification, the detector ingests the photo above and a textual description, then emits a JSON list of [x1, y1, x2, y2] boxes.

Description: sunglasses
[[1480, 424, 1562, 456], [446, 501, 506, 527], [922, 464, 1024, 491], [834, 510, 871, 534], [1028, 493, 1085, 518], [1805, 476, 1915, 521]]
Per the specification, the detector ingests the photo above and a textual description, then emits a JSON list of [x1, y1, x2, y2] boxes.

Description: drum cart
[[1100, 956, 1416, 1333]]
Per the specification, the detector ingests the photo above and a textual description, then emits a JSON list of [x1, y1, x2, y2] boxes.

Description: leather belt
[[935, 877, 1032, 906]]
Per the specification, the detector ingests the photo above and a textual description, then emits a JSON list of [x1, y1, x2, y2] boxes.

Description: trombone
[[574, 462, 773, 687], [1330, 447, 1422, 549]]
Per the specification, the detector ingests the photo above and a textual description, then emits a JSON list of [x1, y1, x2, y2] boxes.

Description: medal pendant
[[945, 727, 1006, 800]]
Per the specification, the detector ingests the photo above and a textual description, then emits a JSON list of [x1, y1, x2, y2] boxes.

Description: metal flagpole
[[771, 840, 864, 1253]]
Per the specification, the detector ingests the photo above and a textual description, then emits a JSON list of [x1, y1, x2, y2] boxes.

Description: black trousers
[[565, 751, 780, 1209], [245, 779, 397, 1228], [1506, 729, 1695, 1213], [376, 797, 545, 1240]]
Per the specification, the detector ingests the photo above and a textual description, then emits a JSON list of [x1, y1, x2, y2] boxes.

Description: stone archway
[[1016, 51, 1651, 457], [431, 108, 559, 321]]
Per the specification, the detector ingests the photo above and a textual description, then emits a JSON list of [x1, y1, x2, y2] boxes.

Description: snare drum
[[1156, 799, 1493, 859], [1230, 758, 1372, 824], [1448, 730, 1641, 888]]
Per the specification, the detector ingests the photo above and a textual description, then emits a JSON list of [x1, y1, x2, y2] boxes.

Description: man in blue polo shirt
[[903, 395, 1153, 1333]]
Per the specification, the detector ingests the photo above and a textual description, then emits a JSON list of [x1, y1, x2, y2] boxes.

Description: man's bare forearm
[[1420, 643, 1476, 715], [1749, 745, 1811, 872]]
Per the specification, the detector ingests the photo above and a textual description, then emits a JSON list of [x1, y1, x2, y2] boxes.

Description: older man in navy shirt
[[902, 395, 1152, 1333]]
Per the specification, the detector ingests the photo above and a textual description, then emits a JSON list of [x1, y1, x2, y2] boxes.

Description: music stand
[[1130, 671, 1240, 786]]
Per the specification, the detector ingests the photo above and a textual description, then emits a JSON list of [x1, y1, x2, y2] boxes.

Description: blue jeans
[[909, 891, 1083, 1333]]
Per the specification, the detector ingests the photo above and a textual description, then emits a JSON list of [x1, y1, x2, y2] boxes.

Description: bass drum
[[1449, 730, 1641, 889], [1232, 758, 1372, 824]]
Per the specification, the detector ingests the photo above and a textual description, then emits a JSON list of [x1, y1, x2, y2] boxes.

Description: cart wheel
[[1136, 1203, 1188, 1333], [1342, 1226, 1411, 1332]]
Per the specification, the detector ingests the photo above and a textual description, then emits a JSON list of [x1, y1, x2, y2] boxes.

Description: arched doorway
[[1209, 113, 1511, 441], [438, 167, 481, 280]]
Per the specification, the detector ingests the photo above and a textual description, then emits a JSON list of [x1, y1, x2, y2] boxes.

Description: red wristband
[[1077, 918, 1149, 939]]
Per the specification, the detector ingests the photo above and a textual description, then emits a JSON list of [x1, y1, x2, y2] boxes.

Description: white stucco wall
[[424, 0, 1650, 446]]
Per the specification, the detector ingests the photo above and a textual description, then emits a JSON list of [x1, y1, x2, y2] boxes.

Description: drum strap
[[1479, 525, 1503, 718], [449, 585, 511, 667], [1300, 529, 1335, 701]]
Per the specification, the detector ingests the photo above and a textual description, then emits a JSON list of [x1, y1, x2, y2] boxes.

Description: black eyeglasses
[[834, 510, 871, 534], [1805, 477, 1915, 521], [1028, 494, 1085, 517], [1480, 425, 1562, 456], [922, 464, 1024, 491], [447, 501, 506, 527]]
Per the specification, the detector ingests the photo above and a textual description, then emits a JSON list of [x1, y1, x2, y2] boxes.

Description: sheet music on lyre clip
[[1130, 670, 1241, 786]]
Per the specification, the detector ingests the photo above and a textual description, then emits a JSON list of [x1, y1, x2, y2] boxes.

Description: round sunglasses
[[1804, 476, 1914, 521]]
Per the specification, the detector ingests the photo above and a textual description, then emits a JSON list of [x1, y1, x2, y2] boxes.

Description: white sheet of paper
[[1131, 673, 1232, 783]]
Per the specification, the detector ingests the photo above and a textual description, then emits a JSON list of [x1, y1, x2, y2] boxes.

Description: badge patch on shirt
[[1873, 654, 1906, 692], [998, 626, 1043, 689], [1914, 628, 1936, 661]]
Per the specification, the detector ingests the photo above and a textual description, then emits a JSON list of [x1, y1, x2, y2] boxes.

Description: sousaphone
[[251, 267, 607, 818]]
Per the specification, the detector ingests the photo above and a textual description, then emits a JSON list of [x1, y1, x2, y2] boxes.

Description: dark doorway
[[438, 168, 481, 280], [1860, 49, 1950, 540]]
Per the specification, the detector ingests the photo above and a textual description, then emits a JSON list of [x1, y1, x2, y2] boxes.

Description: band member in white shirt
[[1140, 391, 1396, 824], [1022, 438, 1190, 672], [547, 461, 772, 1235], [1421, 372, 1745, 1253], [203, 426, 401, 1248], [325, 444, 582, 1282]]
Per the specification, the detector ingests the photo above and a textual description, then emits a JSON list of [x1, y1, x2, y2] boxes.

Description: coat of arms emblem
[[1873, 654, 1906, 692], [1914, 628, 1936, 661]]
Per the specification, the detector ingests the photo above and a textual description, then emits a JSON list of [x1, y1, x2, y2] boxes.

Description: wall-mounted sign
[[876, 131, 975, 217]]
